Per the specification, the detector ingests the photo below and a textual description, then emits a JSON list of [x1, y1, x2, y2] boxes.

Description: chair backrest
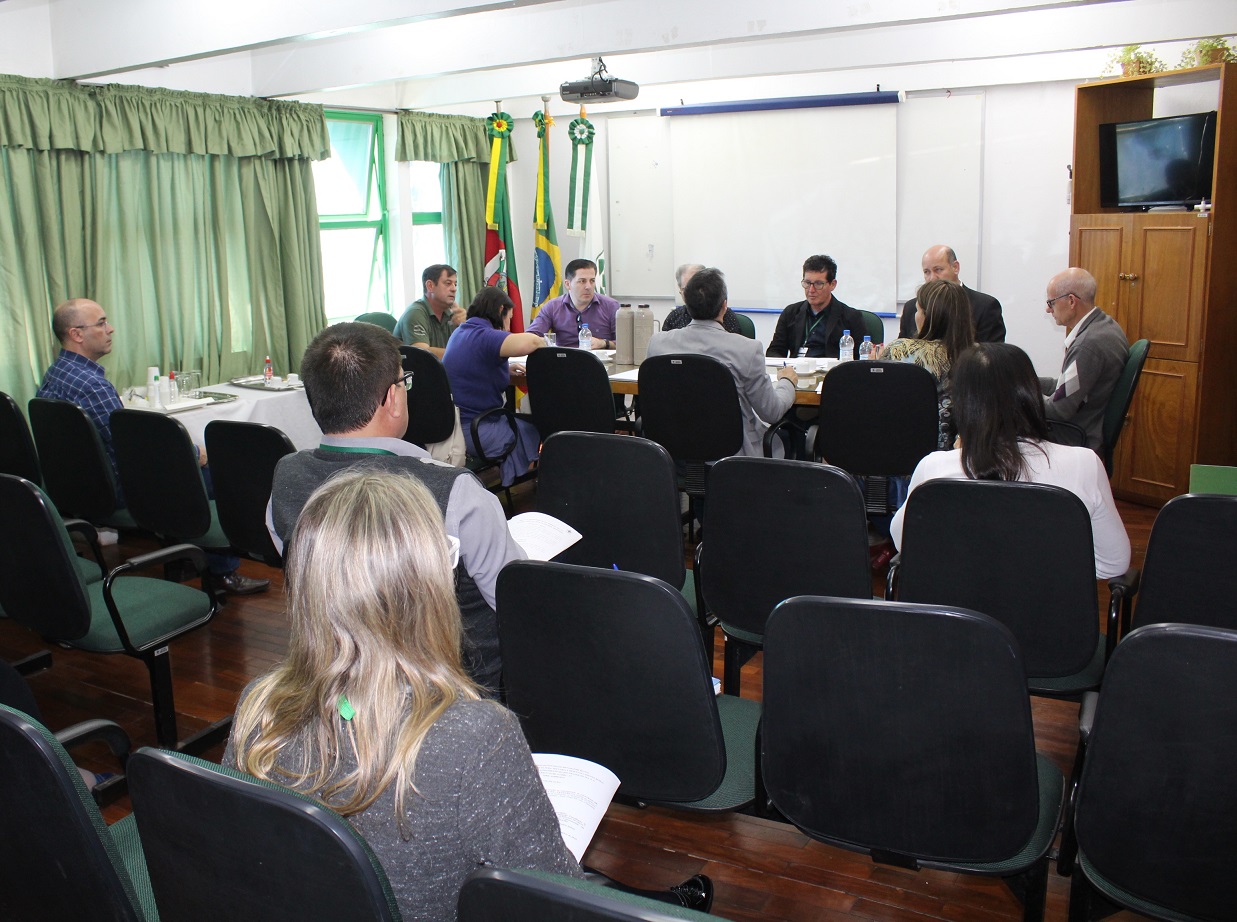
[[28, 397, 122, 521], [762, 597, 1041, 864], [497, 561, 726, 804], [1075, 623, 1237, 919], [1044, 418, 1087, 448], [1134, 493, 1237, 632], [0, 474, 93, 641], [537, 432, 684, 588], [399, 346, 457, 446], [355, 311, 397, 332], [732, 311, 756, 340], [700, 458, 870, 638], [111, 409, 213, 540], [897, 479, 1099, 678], [638, 354, 743, 463], [459, 868, 718, 921], [204, 420, 295, 566], [128, 747, 401, 922], [1101, 337, 1149, 473], [0, 705, 146, 921], [856, 309, 885, 344], [0, 391, 41, 485], [1190, 463, 1237, 495], [525, 348, 617, 440], [815, 360, 938, 475]]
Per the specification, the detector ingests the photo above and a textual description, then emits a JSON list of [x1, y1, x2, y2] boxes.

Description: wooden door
[[1126, 216, 1209, 363], [1112, 357, 1199, 504]]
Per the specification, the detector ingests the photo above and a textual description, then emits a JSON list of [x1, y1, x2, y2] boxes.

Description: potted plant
[[1105, 45, 1166, 77], [1179, 37, 1236, 68]]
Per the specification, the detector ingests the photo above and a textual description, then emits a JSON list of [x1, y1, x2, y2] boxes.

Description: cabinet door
[[1070, 216, 1128, 325], [1112, 357, 1198, 504], [1127, 217, 1209, 363]]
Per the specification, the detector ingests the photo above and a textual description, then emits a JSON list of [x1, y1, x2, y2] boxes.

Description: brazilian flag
[[531, 107, 563, 319]]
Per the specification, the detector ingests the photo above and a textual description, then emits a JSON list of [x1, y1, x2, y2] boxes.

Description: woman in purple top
[[443, 286, 544, 486]]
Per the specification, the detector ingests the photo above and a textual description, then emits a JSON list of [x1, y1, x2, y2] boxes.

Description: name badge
[[797, 346, 809, 357]]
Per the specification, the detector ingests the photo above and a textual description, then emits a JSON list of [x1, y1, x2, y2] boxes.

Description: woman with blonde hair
[[225, 469, 711, 918]]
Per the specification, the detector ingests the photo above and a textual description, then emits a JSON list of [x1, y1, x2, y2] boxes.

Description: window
[[408, 160, 447, 290], [314, 112, 390, 324]]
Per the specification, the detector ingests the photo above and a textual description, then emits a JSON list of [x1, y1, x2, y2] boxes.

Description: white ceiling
[[5, 0, 1236, 116]]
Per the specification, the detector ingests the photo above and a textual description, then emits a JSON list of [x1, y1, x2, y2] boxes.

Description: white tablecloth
[[172, 383, 322, 451]]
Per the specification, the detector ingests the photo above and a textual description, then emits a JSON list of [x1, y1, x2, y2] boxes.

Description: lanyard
[[318, 444, 397, 456]]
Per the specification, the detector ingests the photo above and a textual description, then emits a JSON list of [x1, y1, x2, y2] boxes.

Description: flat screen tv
[[1099, 111, 1217, 209]]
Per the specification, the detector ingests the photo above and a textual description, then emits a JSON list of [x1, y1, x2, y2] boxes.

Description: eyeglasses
[[1045, 293, 1075, 309], [71, 318, 111, 330], [395, 371, 414, 391], [576, 313, 585, 329], [801, 279, 831, 291]]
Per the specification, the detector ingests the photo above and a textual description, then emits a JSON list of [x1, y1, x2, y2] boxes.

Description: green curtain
[[396, 111, 517, 310], [0, 74, 329, 408]]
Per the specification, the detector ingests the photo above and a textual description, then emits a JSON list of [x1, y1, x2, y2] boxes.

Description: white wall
[[0, 0, 53, 77]]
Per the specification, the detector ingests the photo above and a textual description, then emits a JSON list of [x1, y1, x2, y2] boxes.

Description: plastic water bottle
[[263, 355, 274, 382], [150, 374, 163, 409], [838, 329, 854, 362], [859, 335, 874, 360], [579, 324, 593, 351]]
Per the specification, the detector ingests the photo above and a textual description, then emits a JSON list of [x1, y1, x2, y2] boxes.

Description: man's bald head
[[51, 299, 113, 361], [1045, 267, 1098, 334], [921, 245, 961, 285]]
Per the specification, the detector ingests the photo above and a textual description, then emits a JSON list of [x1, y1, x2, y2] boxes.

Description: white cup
[[794, 358, 815, 376], [285, 373, 299, 385], [146, 366, 160, 387]]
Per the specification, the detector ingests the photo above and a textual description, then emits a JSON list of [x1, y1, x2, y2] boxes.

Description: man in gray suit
[[646, 267, 797, 457], [1043, 267, 1129, 451]]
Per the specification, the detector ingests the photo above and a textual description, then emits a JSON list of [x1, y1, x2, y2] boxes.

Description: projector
[[560, 77, 639, 103]]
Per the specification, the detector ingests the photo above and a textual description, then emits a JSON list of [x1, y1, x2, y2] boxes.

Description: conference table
[[126, 381, 322, 450]]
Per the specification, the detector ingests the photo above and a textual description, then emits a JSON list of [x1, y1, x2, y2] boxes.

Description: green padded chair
[[128, 747, 401, 921], [355, 311, 397, 332], [732, 311, 756, 340], [460, 868, 722, 921], [1099, 337, 1149, 476], [0, 474, 224, 752], [0, 704, 156, 921], [857, 309, 886, 345], [498, 560, 760, 813]]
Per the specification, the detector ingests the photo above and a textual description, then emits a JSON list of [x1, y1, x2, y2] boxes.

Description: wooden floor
[[0, 485, 1159, 922]]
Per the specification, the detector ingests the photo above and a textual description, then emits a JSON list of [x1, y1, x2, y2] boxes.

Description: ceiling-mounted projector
[[560, 57, 638, 103]]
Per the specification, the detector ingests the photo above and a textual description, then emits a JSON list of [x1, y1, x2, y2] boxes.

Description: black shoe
[[218, 572, 270, 595], [669, 874, 713, 913]]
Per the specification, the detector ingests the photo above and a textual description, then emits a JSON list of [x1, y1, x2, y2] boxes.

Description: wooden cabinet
[[1070, 64, 1237, 504]]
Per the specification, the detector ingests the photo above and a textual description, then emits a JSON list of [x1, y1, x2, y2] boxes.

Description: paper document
[[608, 368, 641, 382], [508, 512, 582, 561], [533, 753, 621, 862]]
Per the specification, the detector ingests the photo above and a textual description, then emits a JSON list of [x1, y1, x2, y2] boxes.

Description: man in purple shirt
[[525, 258, 619, 348]]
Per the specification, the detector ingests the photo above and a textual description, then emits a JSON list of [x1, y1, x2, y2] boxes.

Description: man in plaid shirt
[[37, 298, 268, 596]]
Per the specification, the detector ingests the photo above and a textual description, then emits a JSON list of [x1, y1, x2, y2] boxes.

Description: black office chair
[[0, 390, 41, 484], [525, 347, 621, 439], [459, 868, 721, 921], [497, 560, 760, 812], [355, 310, 397, 332], [0, 474, 225, 752], [110, 409, 235, 582], [399, 346, 458, 447], [1045, 418, 1087, 448], [0, 705, 155, 921], [28, 396, 136, 529], [128, 747, 401, 922], [536, 432, 703, 640], [638, 354, 744, 522], [698, 457, 870, 696], [204, 420, 296, 568], [890, 479, 1132, 697], [770, 360, 938, 514], [1099, 337, 1149, 476], [1069, 623, 1237, 921], [762, 597, 1062, 922]]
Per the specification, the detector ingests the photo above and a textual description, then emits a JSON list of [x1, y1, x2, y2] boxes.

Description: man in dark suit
[[898, 245, 1005, 342], [767, 254, 866, 360]]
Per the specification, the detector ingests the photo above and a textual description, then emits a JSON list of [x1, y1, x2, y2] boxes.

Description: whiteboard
[[606, 95, 983, 313]]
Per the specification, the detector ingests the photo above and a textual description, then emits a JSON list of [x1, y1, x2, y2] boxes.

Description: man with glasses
[[525, 258, 618, 349], [1042, 267, 1128, 451], [663, 263, 742, 334], [267, 322, 522, 693], [766, 255, 866, 360], [37, 298, 269, 595], [898, 245, 1006, 342]]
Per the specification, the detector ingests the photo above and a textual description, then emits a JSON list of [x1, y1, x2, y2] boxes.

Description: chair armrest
[[1078, 689, 1099, 744], [692, 543, 715, 629], [55, 718, 132, 764], [102, 544, 211, 656], [64, 518, 105, 570], [884, 553, 902, 600], [469, 406, 516, 464], [1106, 565, 1141, 658]]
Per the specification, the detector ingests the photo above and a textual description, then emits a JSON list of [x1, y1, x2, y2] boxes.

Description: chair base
[[12, 649, 52, 676]]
